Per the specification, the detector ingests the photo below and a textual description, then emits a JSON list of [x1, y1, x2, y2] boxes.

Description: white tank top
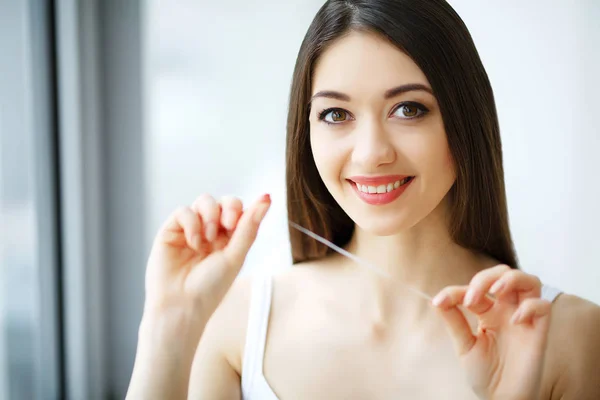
[[241, 274, 563, 400]]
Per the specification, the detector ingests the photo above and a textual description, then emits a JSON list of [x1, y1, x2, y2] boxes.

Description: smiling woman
[[127, 1, 600, 399], [287, 11, 513, 267], [302, 31, 459, 242]]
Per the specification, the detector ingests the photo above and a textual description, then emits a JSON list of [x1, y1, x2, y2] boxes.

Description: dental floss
[[288, 221, 433, 301]]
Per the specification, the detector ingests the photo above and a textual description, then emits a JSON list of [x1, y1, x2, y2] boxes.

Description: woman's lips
[[349, 176, 414, 205]]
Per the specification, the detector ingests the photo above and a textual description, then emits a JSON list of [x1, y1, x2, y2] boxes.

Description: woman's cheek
[[310, 132, 327, 170], [310, 133, 338, 186], [444, 149, 456, 176]]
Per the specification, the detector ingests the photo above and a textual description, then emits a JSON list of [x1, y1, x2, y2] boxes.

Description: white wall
[[146, 0, 600, 303], [448, 0, 600, 303], [574, 1, 600, 304]]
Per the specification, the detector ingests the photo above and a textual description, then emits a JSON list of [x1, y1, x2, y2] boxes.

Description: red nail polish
[[261, 194, 271, 203]]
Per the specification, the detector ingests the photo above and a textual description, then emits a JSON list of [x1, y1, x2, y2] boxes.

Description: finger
[[489, 270, 542, 301], [220, 196, 243, 232], [159, 206, 203, 251], [222, 194, 271, 268], [192, 194, 221, 242], [183, 194, 267, 302], [183, 195, 269, 307], [432, 286, 476, 356], [464, 264, 511, 307], [437, 282, 494, 316], [464, 291, 495, 316], [511, 298, 552, 326]]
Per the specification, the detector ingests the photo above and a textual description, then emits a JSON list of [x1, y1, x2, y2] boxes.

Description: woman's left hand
[[432, 265, 552, 400]]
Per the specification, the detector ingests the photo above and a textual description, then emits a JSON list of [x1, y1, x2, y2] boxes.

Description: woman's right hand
[[142, 193, 271, 338], [127, 193, 271, 400]]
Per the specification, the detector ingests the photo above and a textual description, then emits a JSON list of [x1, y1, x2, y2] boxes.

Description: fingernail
[[464, 289, 476, 306], [490, 280, 504, 295], [253, 194, 271, 223], [253, 202, 270, 223], [511, 310, 522, 324], [205, 222, 217, 241], [192, 234, 202, 250], [432, 294, 446, 307], [224, 214, 236, 230]]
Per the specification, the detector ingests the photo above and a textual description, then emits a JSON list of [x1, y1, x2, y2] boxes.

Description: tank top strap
[[541, 284, 563, 303], [241, 273, 274, 395]]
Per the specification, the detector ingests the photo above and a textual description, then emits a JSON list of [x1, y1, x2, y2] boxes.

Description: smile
[[353, 176, 412, 194], [347, 175, 415, 205]]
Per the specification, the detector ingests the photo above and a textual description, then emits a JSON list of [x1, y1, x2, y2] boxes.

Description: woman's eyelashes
[[317, 101, 430, 125], [391, 101, 430, 120], [318, 108, 352, 124]]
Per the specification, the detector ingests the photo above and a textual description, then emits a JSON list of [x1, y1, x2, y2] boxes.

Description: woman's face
[[309, 31, 456, 236]]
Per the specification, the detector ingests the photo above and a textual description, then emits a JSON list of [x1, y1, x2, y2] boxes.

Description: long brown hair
[[286, 0, 518, 269]]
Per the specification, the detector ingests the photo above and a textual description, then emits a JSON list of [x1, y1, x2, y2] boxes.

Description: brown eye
[[392, 102, 429, 119], [331, 110, 346, 121], [401, 105, 418, 117], [319, 108, 350, 124]]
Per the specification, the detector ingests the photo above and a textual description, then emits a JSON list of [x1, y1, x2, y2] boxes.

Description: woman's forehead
[[311, 31, 430, 97]]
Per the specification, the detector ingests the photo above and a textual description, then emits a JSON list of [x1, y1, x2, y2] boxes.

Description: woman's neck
[[344, 205, 495, 299]]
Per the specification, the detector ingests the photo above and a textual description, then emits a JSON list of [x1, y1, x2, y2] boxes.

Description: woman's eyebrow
[[384, 83, 433, 98], [309, 83, 434, 104]]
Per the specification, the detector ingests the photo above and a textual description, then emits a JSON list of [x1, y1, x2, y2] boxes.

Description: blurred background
[[0, 0, 598, 398]]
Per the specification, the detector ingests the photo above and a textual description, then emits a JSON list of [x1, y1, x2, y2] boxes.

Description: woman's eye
[[317, 103, 427, 124], [392, 102, 428, 119], [320, 109, 349, 124]]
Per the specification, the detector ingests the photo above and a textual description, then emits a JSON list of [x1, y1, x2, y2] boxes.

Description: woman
[[127, 0, 600, 398]]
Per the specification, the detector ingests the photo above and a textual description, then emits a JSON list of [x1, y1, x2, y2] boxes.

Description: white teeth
[[355, 177, 412, 194]]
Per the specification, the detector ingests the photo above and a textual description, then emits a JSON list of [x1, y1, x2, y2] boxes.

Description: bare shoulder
[[196, 261, 333, 370], [271, 255, 349, 308], [544, 293, 600, 399], [272, 257, 338, 288]]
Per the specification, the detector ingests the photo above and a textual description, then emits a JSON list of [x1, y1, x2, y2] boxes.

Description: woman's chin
[[353, 216, 413, 237]]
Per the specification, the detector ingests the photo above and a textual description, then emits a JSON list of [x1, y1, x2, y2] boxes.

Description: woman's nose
[[351, 121, 396, 169]]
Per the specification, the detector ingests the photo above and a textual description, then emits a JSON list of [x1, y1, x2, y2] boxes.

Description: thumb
[[222, 194, 271, 268]]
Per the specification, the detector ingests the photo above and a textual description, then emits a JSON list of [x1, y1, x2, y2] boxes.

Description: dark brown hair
[[286, 0, 518, 268]]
